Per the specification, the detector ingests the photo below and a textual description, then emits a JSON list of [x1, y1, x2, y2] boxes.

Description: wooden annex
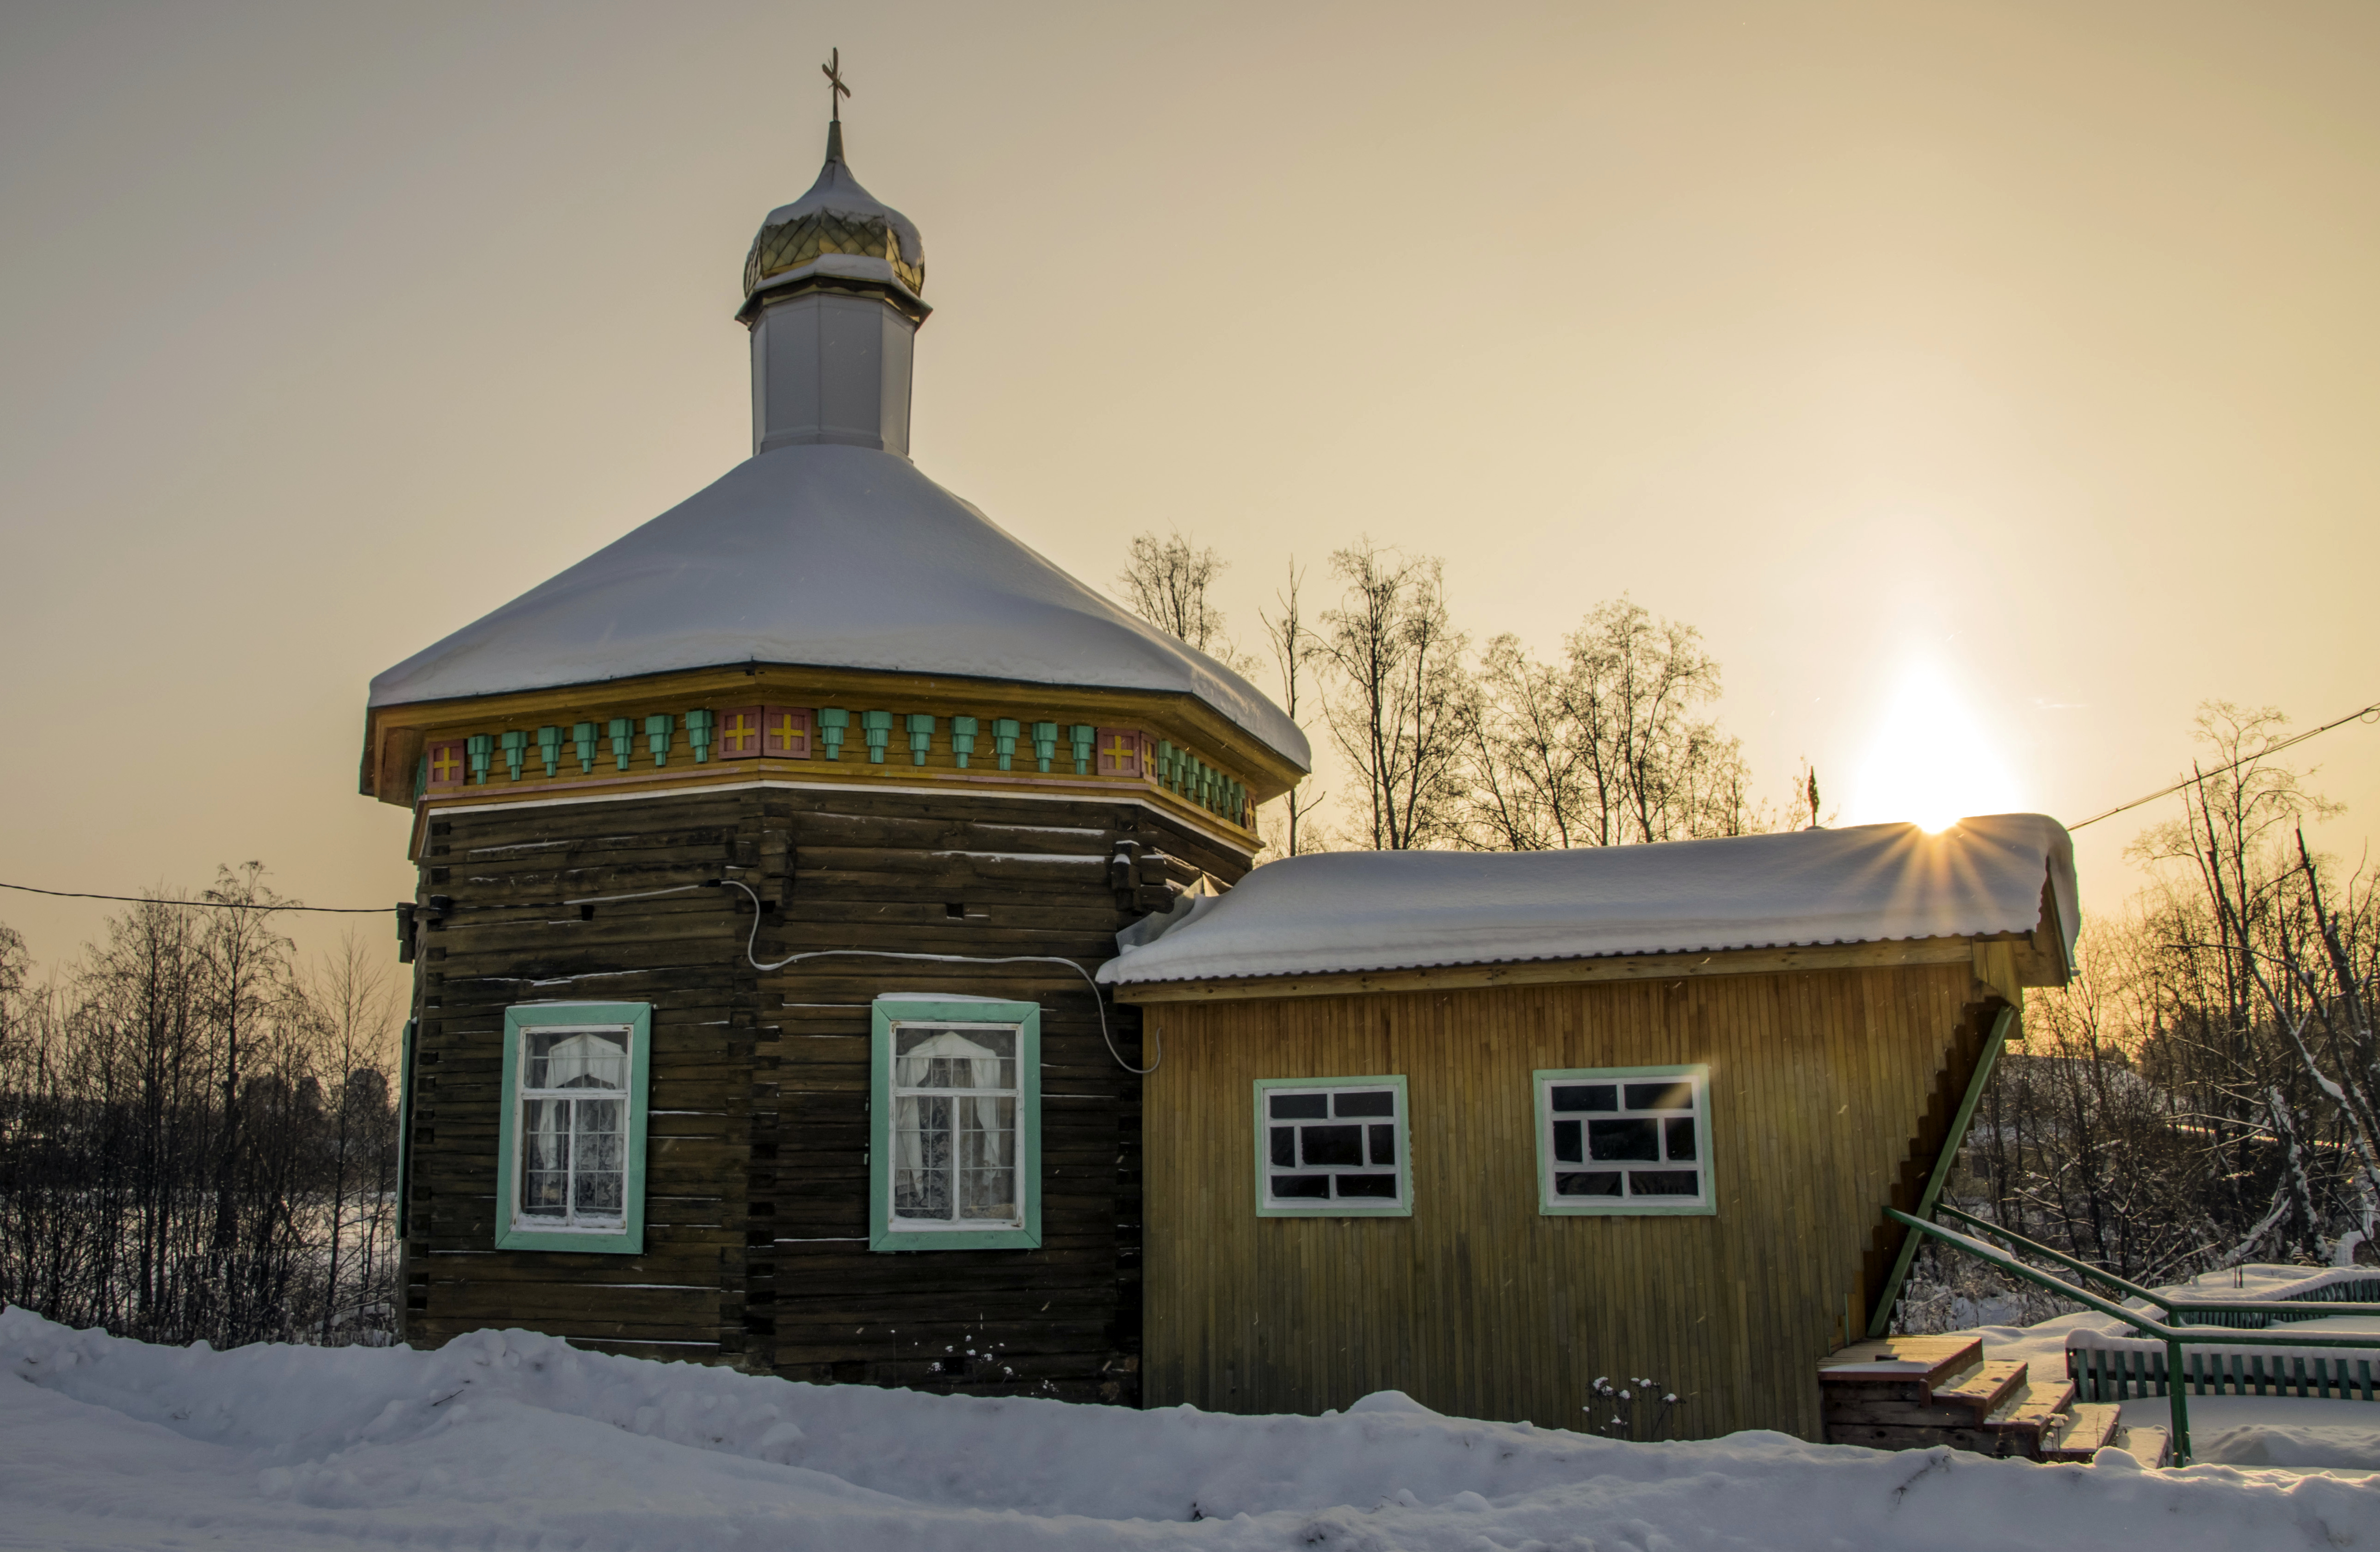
[[1099, 823, 2078, 1438]]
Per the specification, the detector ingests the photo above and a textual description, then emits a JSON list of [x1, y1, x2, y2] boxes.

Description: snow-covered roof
[[367, 442, 1312, 771], [1098, 814, 2076, 987]]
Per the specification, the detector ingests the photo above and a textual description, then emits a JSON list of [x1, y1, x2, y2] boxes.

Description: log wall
[[402, 782, 1248, 1403]]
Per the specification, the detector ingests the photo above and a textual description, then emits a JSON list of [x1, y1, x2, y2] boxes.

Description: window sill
[[1539, 1200, 1716, 1218], [1257, 1201, 1414, 1219], [870, 1223, 1042, 1253], [496, 1222, 645, 1253]]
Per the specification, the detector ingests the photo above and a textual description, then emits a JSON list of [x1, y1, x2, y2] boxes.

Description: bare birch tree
[[1313, 540, 1472, 850], [1257, 558, 1329, 855], [1120, 531, 1234, 657], [1455, 597, 1770, 849]]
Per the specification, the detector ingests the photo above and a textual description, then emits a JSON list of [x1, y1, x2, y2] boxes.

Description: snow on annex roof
[[1098, 814, 2076, 987], [367, 442, 1312, 770]]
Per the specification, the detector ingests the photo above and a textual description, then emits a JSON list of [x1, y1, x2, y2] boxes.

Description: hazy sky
[[4, 1, 2376, 971]]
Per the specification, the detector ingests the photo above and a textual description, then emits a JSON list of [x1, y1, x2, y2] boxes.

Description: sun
[[1846, 660, 2020, 832]]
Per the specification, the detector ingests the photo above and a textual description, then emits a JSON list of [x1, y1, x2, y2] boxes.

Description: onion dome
[[738, 123, 925, 321]]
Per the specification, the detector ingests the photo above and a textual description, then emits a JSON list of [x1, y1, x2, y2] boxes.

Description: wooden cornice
[[360, 661, 1295, 854]]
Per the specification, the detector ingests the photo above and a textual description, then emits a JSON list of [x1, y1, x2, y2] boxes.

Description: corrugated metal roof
[[1098, 814, 2076, 987]]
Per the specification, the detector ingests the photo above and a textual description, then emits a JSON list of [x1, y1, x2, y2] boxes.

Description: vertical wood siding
[[1141, 964, 1999, 1438]]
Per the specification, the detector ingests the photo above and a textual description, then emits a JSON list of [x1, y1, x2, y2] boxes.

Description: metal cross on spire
[[822, 48, 851, 123]]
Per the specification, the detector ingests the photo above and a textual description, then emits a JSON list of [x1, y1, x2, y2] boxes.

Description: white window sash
[[1257, 1078, 1410, 1215], [888, 1021, 1023, 1230], [514, 1024, 634, 1233], [1535, 1067, 1712, 1214]]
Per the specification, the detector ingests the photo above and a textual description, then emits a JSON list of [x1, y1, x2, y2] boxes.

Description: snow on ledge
[[1099, 815, 2077, 988]]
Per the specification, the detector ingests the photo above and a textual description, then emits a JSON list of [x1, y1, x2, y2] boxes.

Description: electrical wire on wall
[[513, 877, 1156, 1075], [714, 878, 1155, 1076]]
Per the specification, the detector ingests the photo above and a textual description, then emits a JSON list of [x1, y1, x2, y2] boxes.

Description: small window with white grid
[[1535, 1065, 1713, 1216], [1255, 1076, 1410, 1216]]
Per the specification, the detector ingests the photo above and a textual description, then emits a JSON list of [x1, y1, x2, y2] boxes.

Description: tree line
[[0, 865, 401, 1347], [1120, 531, 1822, 856], [1906, 706, 2380, 1322]]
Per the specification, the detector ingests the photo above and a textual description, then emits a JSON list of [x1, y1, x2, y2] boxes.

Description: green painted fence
[[2070, 1344, 2380, 1402]]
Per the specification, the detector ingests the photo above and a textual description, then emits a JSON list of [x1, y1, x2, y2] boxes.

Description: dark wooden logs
[[401, 783, 1244, 1404]]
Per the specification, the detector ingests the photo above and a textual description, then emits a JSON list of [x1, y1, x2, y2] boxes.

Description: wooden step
[[1980, 1376, 2079, 1455], [1820, 1357, 2031, 1433], [2038, 1401, 2121, 1462], [1818, 1336, 1985, 1404], [1928, 1358, 2029, 1424]]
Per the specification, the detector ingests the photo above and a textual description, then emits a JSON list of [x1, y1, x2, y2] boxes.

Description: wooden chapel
[[359, 111, 1308, 1403]]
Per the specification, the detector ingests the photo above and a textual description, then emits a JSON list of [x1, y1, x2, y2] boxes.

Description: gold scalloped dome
[[741, 124, 925, 305]]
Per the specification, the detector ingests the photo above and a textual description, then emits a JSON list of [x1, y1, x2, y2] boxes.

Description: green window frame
[[869, 995, 1042, 1252], [1254, 1075, 1412, 1218], [1534, 1064, 1714, 1217], [494, 1002, 652, 1253]]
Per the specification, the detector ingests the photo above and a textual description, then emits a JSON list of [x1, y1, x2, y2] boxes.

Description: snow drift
[[4, 1307, 2374, 1550]]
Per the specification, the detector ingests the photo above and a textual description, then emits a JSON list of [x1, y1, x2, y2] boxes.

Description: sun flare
[[1846, 660, 2019, 832]]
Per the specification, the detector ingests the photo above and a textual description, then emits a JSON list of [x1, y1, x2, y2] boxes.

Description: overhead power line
[[0, 881, 387, 914], [8, 697, 2375, 909], [2068, 698, 2380, 832]]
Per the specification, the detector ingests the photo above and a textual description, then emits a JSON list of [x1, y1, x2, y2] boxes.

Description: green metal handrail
[[1933, 1204, 2380, 1327], [1886, 1208, 2380, 1466]]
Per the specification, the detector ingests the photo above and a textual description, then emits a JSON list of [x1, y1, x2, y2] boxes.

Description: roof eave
[[1108, 931, 2044, 1005]]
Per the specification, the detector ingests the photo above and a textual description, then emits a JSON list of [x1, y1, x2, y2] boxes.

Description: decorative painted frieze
[[720, 708, 764, 757], [861, 709, 894, 764], [413, 696, 1255, 831], [763, 706, 812, 758], [817, 707, 851, 759], [428, 739, 467, 789]]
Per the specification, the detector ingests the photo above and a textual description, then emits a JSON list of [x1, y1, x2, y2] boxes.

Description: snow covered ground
[[5, 1309, 2377, 1551]]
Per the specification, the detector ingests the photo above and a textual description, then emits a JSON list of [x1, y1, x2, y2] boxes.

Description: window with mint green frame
[[1254, 1076, 1412, 1217], [870, 996, 1042, 1252], [1534, 1064, 1714, 1216], [494, 1002, 652, 1253]]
